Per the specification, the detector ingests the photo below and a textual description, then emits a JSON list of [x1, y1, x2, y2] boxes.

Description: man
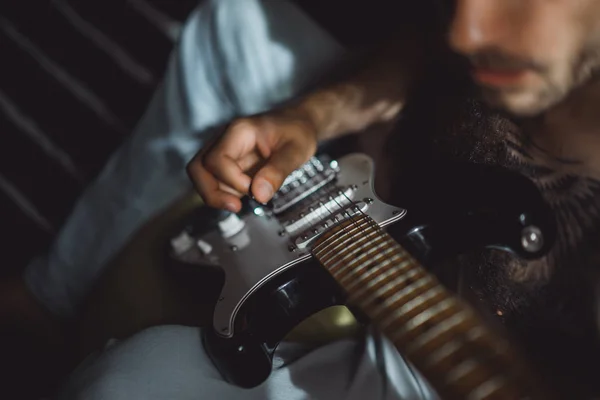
[[4, 0, 600, 398], [187, 0, 600, 397]]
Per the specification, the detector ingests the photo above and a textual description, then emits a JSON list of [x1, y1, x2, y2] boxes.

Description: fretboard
[[312, 213, 550, 400]]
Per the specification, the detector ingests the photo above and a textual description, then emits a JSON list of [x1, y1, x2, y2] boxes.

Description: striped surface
[[0, 0, 198, 276], [312, 214, 551, 400]]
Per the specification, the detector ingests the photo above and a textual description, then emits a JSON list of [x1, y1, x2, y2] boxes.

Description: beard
[[383, 63, 600, 395], [482, 41, 600, 118]]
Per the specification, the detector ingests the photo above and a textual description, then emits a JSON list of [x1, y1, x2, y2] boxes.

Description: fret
[[315, 212, 371, 238], [405, 309, 471, 355], [312, 213, 551, 400], [325, 234, 389, 274], [468, 377, 508, 400], [320, 220, 377, 260], [373, 286, 445, 324], [350, 267, 428, 307], [376, 276, 437, 330], [339, 247, 398, 288], [388, 299, 462, 343], [423, 328, 483, 368], [446, 359, 479, 385], [344, 256, 411, 295]]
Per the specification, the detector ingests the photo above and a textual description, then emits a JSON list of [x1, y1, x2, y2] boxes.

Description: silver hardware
[[294, 201, 370, 249], [519, 213, 529, 225], [179, 153, 405, 338], [270, 155, 337, 214], [521, 225, 544, 253], [196, 239, 213, 255], [281, 187, 355, 235], [170, 231, 195, 256], [218, 213, 245, 238]]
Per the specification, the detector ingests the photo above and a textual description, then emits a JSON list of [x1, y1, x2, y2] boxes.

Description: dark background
[[0, 0, 199, 278], [0, 0, 396, 278]]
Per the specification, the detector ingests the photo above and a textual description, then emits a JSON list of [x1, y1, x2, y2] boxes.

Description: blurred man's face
[[449, 0, 600, 117]]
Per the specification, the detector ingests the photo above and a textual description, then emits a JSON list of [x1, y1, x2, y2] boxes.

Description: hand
[[187, 109, 318, 212]]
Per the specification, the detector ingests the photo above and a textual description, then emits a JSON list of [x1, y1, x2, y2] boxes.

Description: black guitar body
[[202, 259, 355, 388], [168, 158, 555, 389]]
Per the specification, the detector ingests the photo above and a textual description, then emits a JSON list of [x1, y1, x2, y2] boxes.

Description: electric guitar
[[167, 153, 556, 399]]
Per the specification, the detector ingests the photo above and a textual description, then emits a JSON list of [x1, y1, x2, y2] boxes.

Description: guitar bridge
[[293, 200, 369, 250], [270, 156, 339, 214]]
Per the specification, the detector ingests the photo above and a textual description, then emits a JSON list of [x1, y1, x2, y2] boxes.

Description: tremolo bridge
[[273, 156, 374, 250], [270, 156, 338, 214]]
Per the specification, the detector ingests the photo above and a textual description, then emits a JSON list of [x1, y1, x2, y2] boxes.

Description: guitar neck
[[312, 213, 551, 400]]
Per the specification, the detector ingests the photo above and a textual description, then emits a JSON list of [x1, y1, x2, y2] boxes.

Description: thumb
[[251, 141, 313, 204]]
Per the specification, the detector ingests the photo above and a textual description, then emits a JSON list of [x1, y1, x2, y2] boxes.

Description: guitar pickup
[[293, 201, 369, 250], [270, 156, 339, 214], [283, 186, 355, 235]]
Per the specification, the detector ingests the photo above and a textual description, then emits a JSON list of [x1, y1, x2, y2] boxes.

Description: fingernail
[[254, 180, 274, 202], [224, 202, 238, 213]]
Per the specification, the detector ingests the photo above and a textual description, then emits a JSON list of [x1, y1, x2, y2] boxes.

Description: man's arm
[[294, 36, 424, 141], [188, 33, 426, 211]]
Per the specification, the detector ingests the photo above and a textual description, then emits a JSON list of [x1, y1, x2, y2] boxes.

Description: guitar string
[[315, 180, 393, 278], [283, 165, 397, 287], [333, 187, 526, 397], [320, 178, 528, 397]]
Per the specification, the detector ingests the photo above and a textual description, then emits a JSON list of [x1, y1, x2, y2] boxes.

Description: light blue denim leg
[[57, 326, 439, 400], [23, 0, 345, 318]]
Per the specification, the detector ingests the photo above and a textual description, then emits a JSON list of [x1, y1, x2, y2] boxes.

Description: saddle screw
[[364, 198, 374, 204], [278, 230, 286, 236], [237, 346, 244, 352], [521, 225, 544, 253], [230, 245, 238, 252], [288, 245, 297, 252], [519, 213, 531, 225]]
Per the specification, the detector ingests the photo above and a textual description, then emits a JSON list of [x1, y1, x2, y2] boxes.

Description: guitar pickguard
[[169, 153, 406, 338]]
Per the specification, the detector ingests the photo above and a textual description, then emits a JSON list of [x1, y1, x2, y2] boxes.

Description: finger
[[204, 153, 252, 195], [187, 157, 243, 212], [219, 182, 246, 198], [203, 122, 260, 194], [251, 142, 313, 204], [238, 151, 265, 174]]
